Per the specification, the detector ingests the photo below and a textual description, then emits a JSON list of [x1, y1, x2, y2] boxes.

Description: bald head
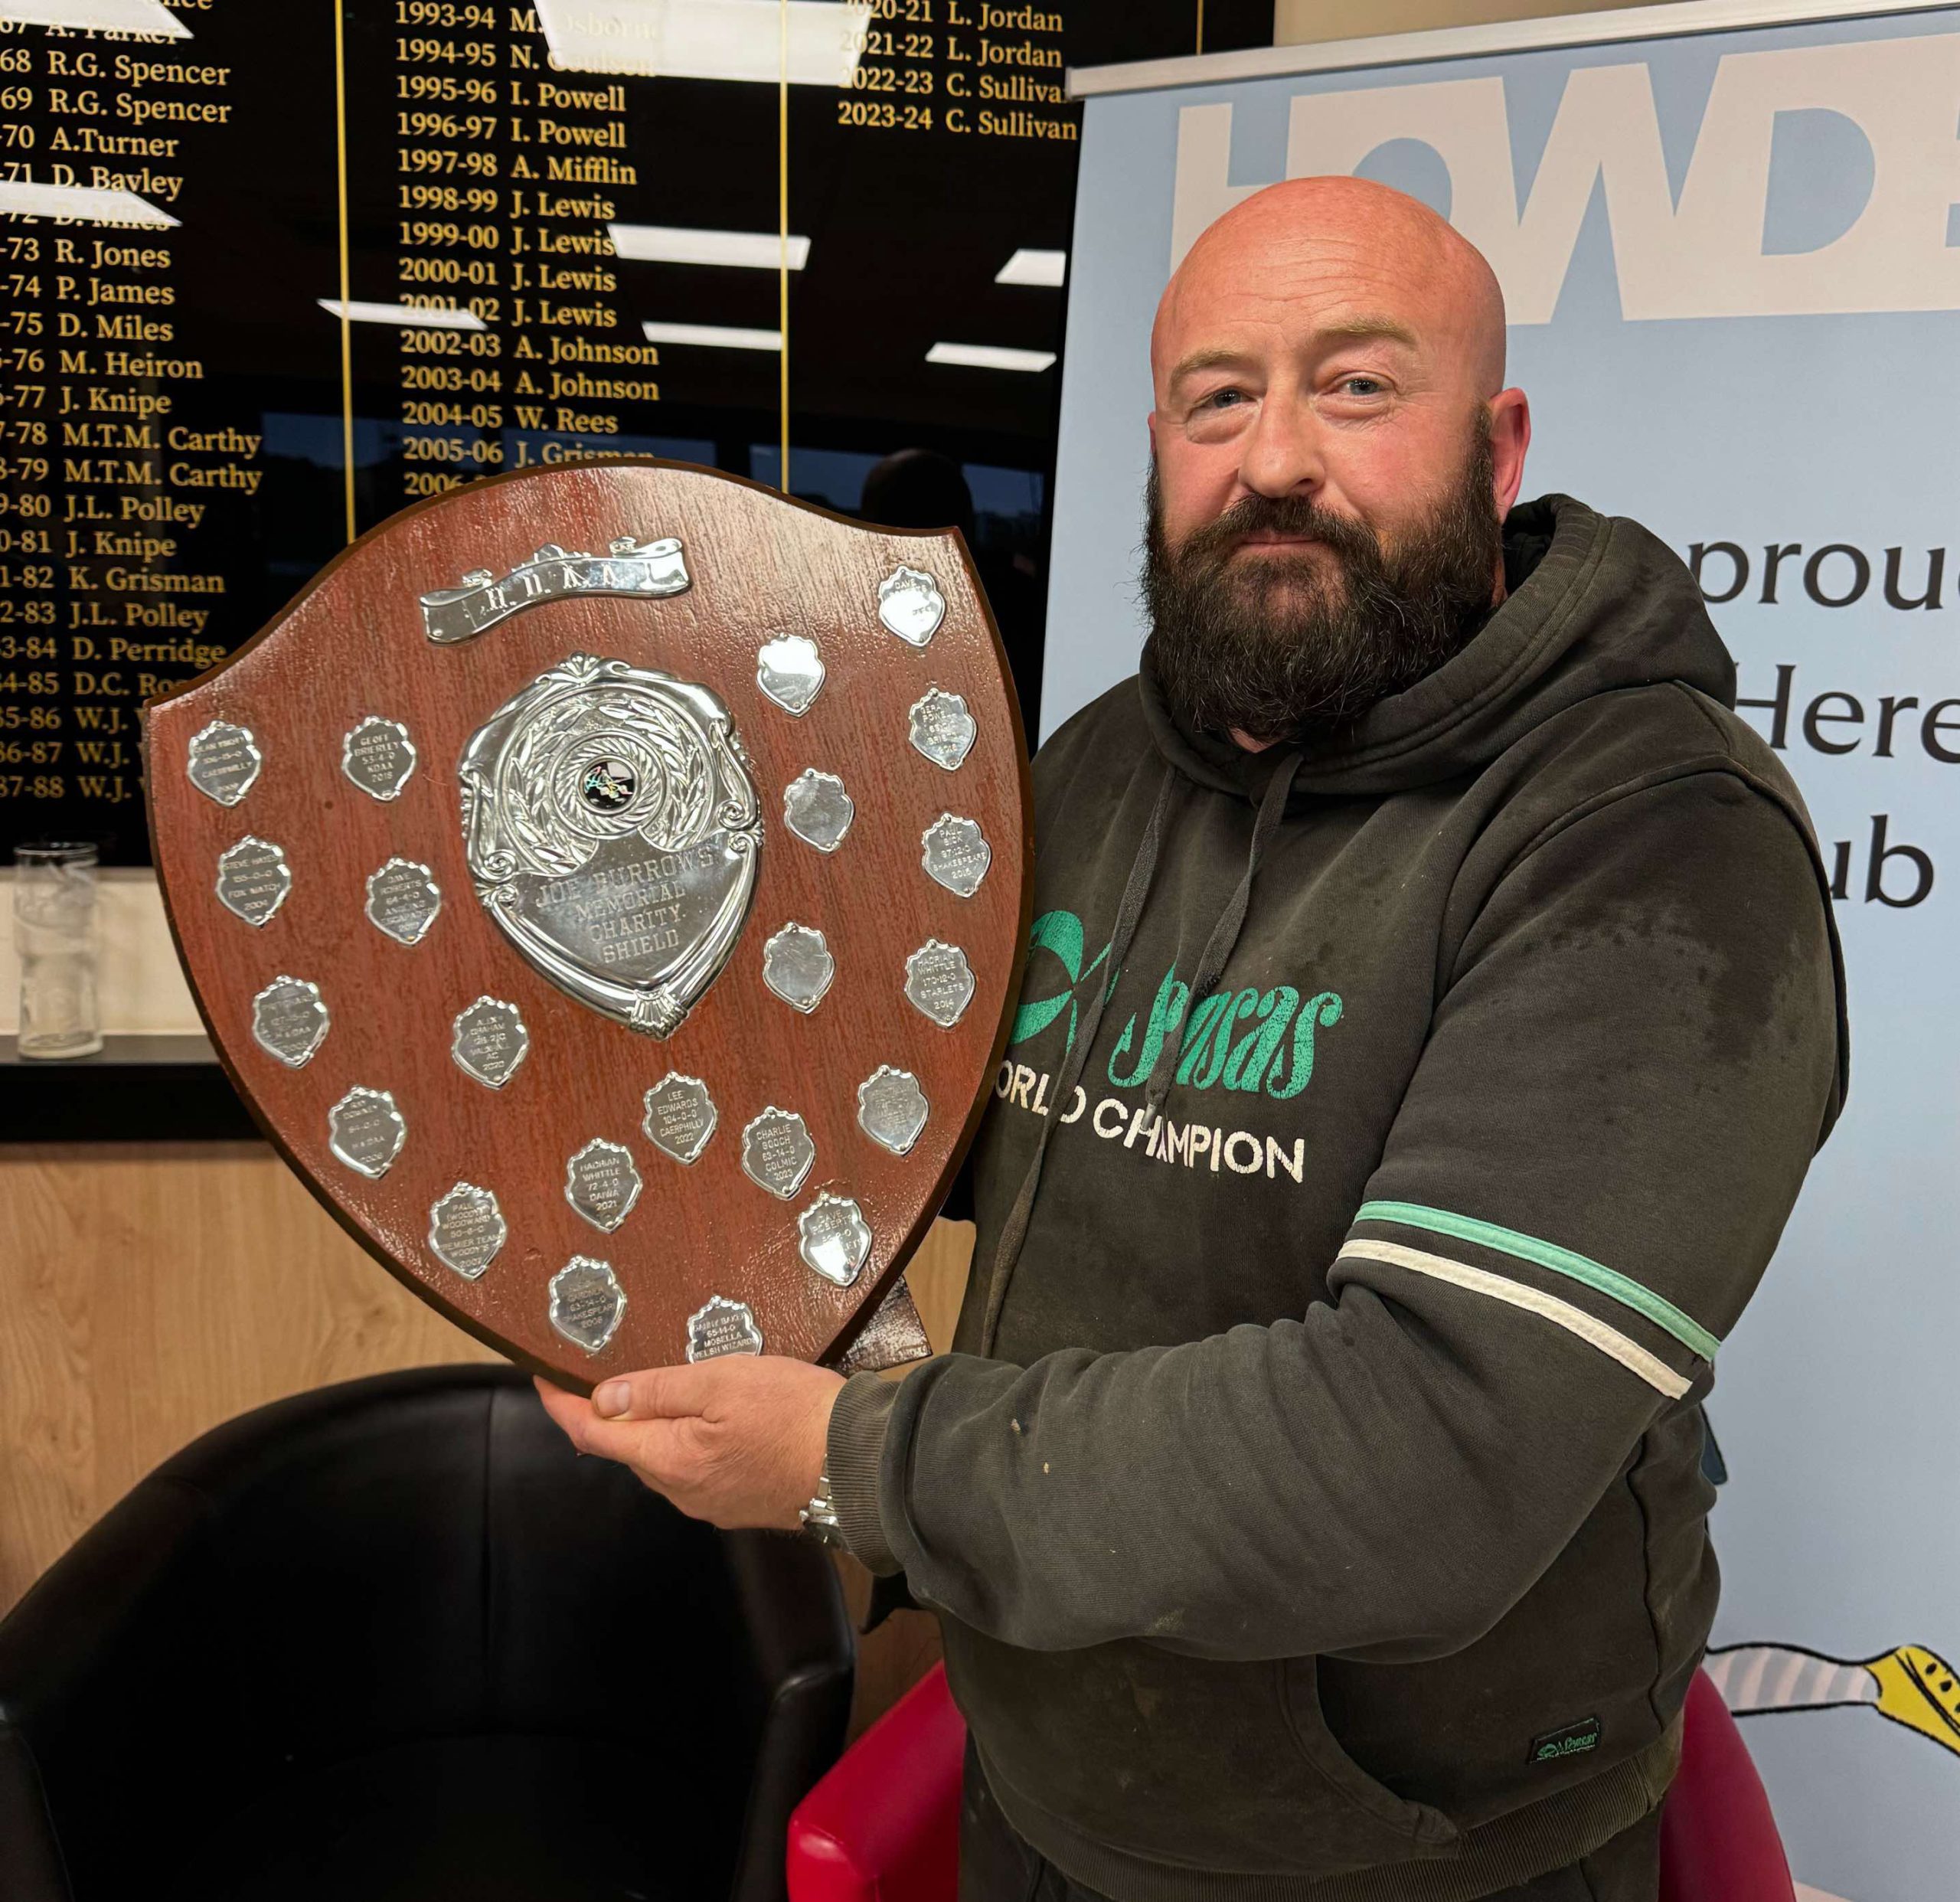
[[1154, 176, 1508, 403]]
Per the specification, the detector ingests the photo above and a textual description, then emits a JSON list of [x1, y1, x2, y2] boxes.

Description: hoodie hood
[[1140, 494, 1736, 803]]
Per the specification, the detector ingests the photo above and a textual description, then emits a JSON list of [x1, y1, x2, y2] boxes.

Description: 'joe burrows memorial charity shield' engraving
[[144, 460, 1029, 1390], [459, 652, 762, 1039]]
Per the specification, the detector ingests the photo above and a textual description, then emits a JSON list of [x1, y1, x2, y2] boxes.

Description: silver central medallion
[[459, 653, 763, 1038]]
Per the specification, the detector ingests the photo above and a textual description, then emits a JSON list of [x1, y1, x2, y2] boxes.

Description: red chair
[[787, 1663, 1795, 1902]]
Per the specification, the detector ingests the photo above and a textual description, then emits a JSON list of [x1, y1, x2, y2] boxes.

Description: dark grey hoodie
[[826, 495, 1847, 1902]]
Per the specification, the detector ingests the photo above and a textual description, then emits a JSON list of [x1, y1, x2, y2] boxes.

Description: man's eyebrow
[[1167, 319, 1420, 390], [1315, 315, 1419, 351]]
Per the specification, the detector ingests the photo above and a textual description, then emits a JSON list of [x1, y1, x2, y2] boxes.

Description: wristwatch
[[799, 1470, 848, 1550]]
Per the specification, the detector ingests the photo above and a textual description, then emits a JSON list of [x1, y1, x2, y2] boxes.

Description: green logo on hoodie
[[1010, 910, 1344, 1098]]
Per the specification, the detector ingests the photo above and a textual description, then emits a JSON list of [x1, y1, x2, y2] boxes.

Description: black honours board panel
[[0, 0, 1267, 864]]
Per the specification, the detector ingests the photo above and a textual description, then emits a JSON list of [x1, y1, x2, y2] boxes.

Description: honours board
[[0, 0, 1269, 864]]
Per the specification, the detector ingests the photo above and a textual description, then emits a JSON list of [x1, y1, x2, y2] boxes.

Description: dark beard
[[1142, 423, 1501, 743]]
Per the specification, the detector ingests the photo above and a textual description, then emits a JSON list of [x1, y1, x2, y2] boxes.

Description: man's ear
[[1489, 388, 1531, 518], [1147, 410, 1159, 458]]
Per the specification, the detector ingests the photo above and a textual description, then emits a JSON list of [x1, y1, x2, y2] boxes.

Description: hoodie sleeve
[[825, 770, 1844, 1661]]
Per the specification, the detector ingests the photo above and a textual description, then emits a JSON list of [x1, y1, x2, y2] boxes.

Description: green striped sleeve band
[[1347, 1201, 1720, 1397]]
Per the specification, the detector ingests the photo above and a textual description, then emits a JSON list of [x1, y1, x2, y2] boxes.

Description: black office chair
[[0, 1365, 854, 1901]]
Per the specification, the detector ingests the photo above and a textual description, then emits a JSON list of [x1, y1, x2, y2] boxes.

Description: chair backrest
[[792, 1662, 1799, 1902], [789, 1662, 964, 1902], [0, 1366, 851, 1902], [1658, 1672, 1796, 1902]]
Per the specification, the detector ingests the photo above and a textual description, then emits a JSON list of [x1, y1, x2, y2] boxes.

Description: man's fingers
[[591, 1362, 714, 1421]]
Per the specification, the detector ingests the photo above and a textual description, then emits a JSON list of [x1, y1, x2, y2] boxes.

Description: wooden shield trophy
[[143, 462, 1031, 1388]]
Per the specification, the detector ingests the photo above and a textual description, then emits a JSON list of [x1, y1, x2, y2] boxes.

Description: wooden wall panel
[[0, 1139, 975, 1742]]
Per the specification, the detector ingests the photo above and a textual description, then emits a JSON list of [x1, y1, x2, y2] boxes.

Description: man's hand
[[533, 1356, 847, 1531]]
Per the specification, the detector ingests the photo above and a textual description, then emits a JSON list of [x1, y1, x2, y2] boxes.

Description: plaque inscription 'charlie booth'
[[144, 461, 1031, 1389]]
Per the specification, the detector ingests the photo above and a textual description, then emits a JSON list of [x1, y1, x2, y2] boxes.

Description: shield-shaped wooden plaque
[[144, 462, 1031, 1390]]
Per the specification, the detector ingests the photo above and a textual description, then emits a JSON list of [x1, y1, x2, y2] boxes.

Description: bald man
[[539, 180, 1845, 1902]]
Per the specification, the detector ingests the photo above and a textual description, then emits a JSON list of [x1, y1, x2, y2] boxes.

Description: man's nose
[[1237, 395, 1325, 500]]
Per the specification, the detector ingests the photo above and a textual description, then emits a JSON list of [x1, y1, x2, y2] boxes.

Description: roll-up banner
[[1047, 5, 1960, 1896]]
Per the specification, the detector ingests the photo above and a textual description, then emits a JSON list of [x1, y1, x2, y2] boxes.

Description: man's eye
[[1198, 388, 1246, 410], [1337, 375, 1387, 397]]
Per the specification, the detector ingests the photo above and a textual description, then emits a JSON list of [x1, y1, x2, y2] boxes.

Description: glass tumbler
[[13, 842, 104, 1059]]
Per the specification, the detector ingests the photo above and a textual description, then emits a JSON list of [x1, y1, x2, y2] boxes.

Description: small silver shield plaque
[[877, 564, 945, 648], [798, 1191, 872, 1289], [642, 1072, 717, 1165], [742, 1106, 815, 1200], [251, 974, 330, 1068], [428, 1181, 507, 1280], [365, 858, 442, 946], [903, 939, 975, 1029], [459, 653, 762, 1039], [328, 1085, 407, 1178], [762, 923, 835, 1015], [783, 769, 854, 854], [908, 689, 975, 772], [565, 1137, 642, 1232], [756, 633, 825, 716], [341, 716, 418, 802], [687, 1293, 764, 1361], [216, 835, 292, 927], [858, 1065, 929, 1157], [550, 1256, 627, 1355], [451, 995, 530, 1089], [921, 814, 991, 899], [187, 720, 262, 806]]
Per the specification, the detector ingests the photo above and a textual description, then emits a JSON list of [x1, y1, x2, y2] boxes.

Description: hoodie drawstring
[[1142, 748, 1302, 1115], [978, 763, 1181, 1355], [976, 749, 1302, 1355]]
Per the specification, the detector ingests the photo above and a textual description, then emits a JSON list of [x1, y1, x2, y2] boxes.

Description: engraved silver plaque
[[341, 716, 418, 802], [741, 1106, 815, 1201], [564, 1137, 642, 1232], [687, 1293, 764, 1361], [550, 1256, 627, 1355], [762, 922, 835, 1015], [858, 1065, 929, 1157], [642, 1072, 717, 1165], [216, 835, 292, 927], [782, 769, 854, 855], [459, 652, 761, 1038], [877, 564, 945, 648], [798, 1191, 872, 1289], [428, 1181, 507, 1280], [423, 537, 690, 645], [328, 1085, 406, 1178], [186, 720, 262, 806], [921, 814, 991, 899], [908, 688, 975, 772], [251, 974, 330, 1068], [756, 633, 825, 716], [451, 995, 530, 1089], [365, 858, 442, 946], [904, 939, 975, 1029]]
